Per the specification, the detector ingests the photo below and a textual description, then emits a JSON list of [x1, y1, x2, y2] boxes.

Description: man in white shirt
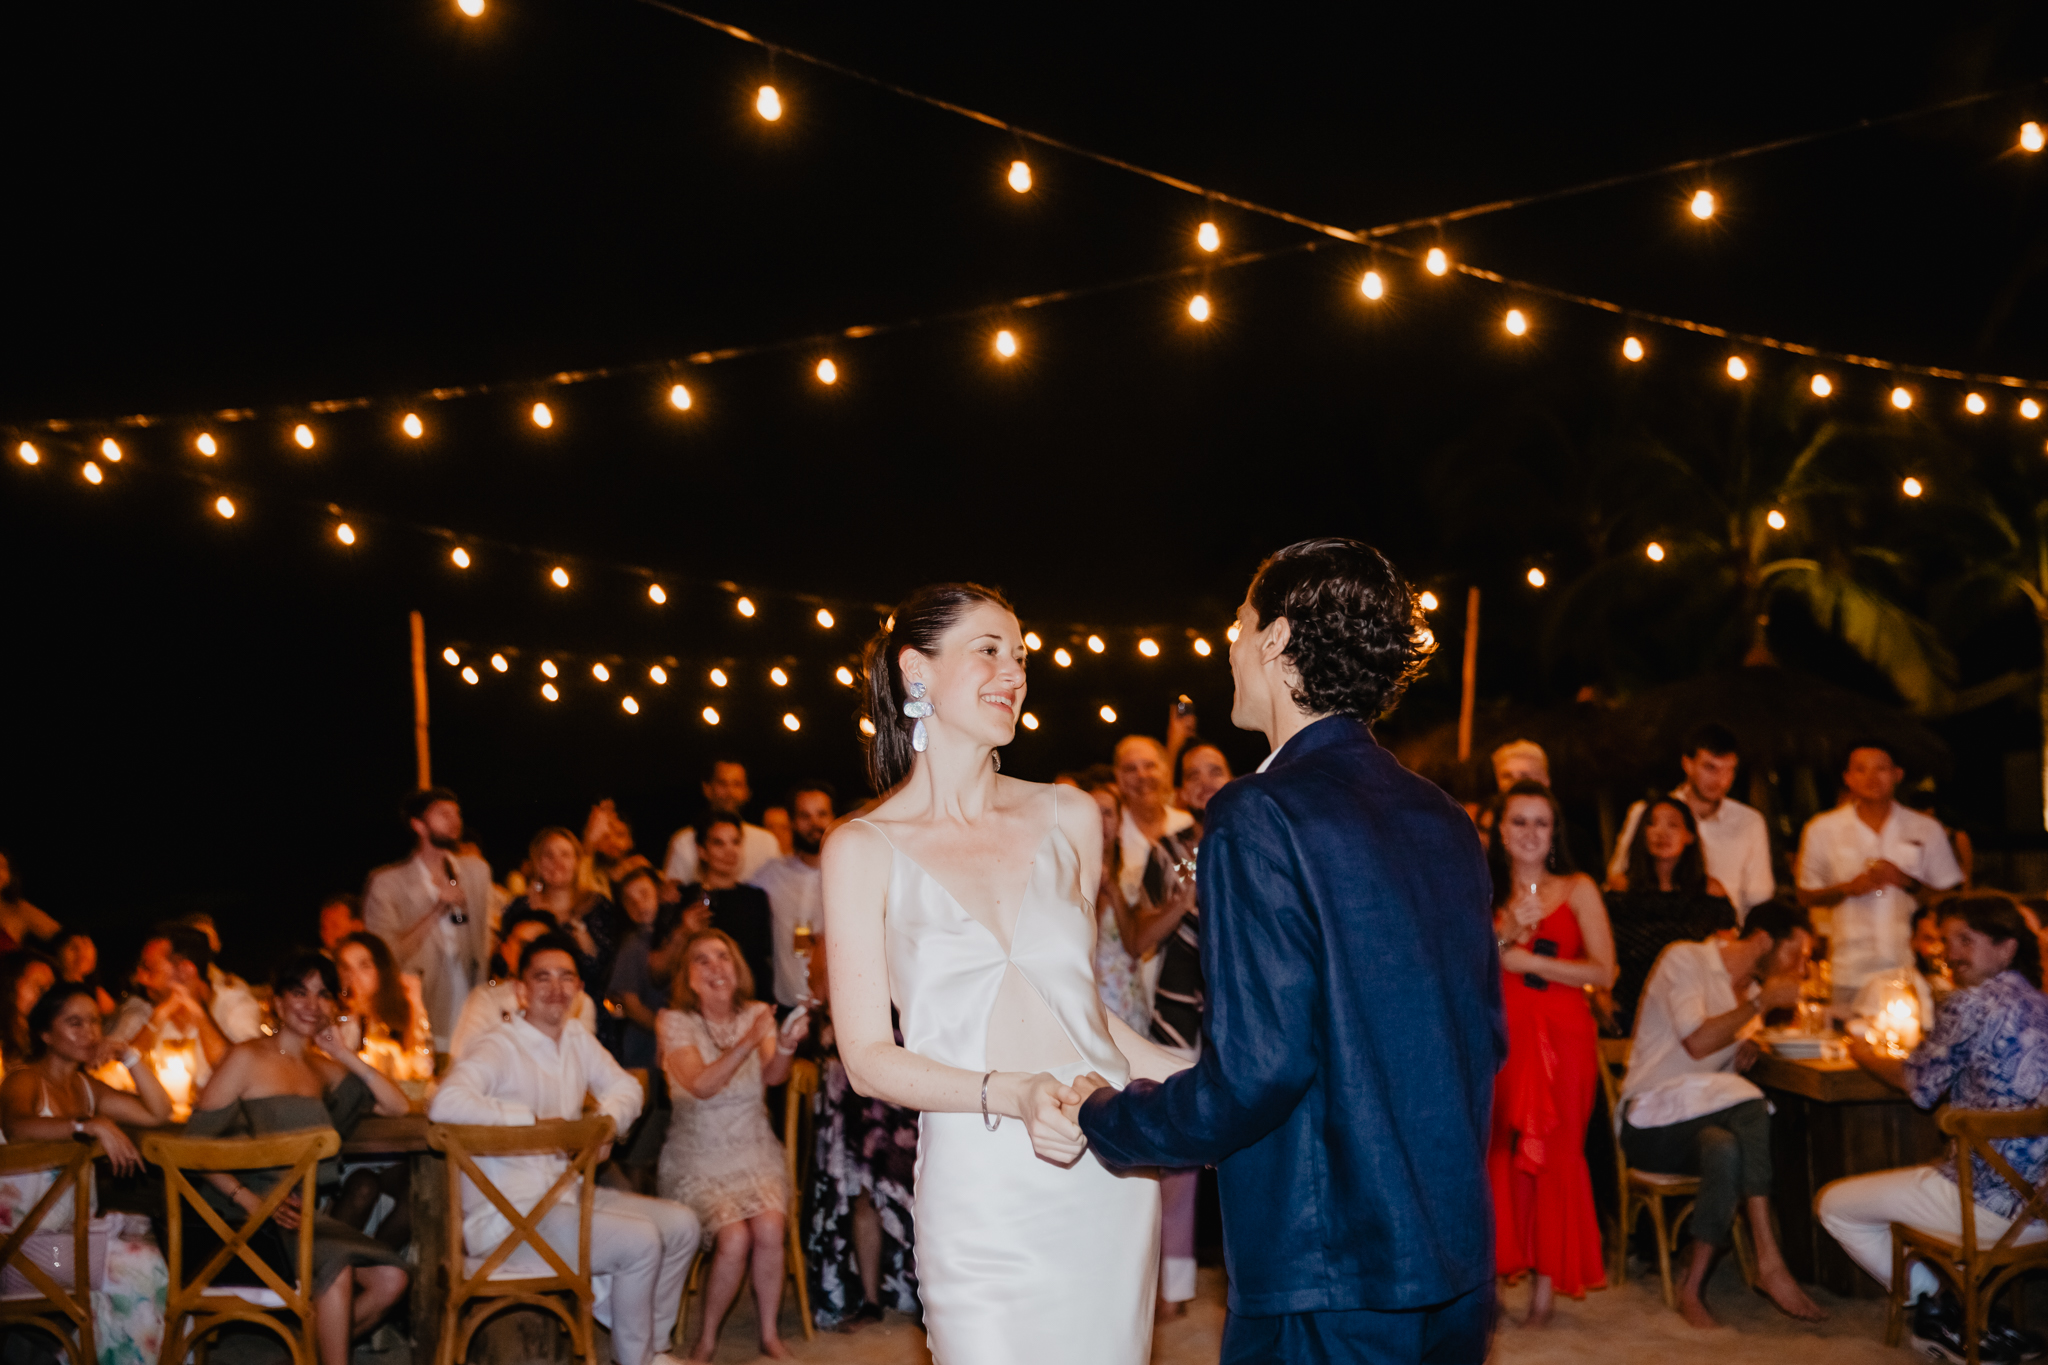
[[1796, 740, 1965, 1002], [663, 759, 781, 886], [430, 932, 700, 1365], [1606, 723, 1776, 917], [448, 907, 599, 1060], [124, 926, 261, 1088], [363, 787, 493, 1050], [749, 781, 833, 1009], [1619, 902, 1821, 1328]]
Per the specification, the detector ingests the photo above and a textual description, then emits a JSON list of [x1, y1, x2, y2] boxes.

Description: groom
[[1074, 537, 1504, 1363]]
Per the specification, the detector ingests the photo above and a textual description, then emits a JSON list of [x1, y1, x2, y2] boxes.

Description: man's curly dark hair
[[1246, 537, 1434, 722]]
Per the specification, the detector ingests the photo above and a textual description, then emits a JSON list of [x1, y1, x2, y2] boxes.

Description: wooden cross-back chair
[[1884, 1106, 2048, 1365], [144, 1126, 339, 1365], [428, 1114, 615, 1365], [0, 1139, 100, 1365]]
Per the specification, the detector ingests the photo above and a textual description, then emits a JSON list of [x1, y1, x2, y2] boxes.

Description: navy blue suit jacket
[[1079, 715, 1504, 1316]]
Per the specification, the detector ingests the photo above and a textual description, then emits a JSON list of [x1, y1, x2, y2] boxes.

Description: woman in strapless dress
[[820, 583, 1193, 1365]]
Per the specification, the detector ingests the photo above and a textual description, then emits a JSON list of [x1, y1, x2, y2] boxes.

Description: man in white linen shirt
[[430, 932, 700, 1365], [1605, 722, 1776, 916], [749, 781, 833, 1008], [663, 759, 781, 886], [1619, 901, 1822, 1328], [447, 907, 598, 1060], [1796, 739, 1964, 1002], [363, 786, 493, 1050]]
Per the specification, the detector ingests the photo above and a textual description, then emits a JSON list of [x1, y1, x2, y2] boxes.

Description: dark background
[[4, 2, 2046, 978]]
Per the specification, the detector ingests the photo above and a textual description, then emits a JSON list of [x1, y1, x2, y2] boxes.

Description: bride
[[821, 582, 1191, 1364]]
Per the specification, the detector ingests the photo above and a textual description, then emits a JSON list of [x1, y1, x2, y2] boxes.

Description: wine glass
[[791, 923, 817, 1006]]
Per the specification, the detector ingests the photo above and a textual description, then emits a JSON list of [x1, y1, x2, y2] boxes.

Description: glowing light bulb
[[668, 384, 692, 411], [1086, 635, 1105, 654], [1138, 638, 1160, 658], [2025, 399, 2043, 420], [531, 402, 553, 429], [1417, 628, 1435, 649], [622, 696, 639, 715], [293, 424, 314, 449], [1425, 247, 1449, 276], [550, 566, 570, 588], [443, 648, 461, 666], [1726, 356, 1749, 381], [650, 665, 668, 685], [1526, 567, 1546, 588], [815, 359, 838, 385], [541, 683, 559, 702], [1891, 387, 1913, 410], [994, 329, 1018, 359], [736, 596, 756, 617], [1024, 632, 1042, 651], [215, 495, 235, 518], [461, 666, 479, 685], [648, 583, 667, 604], [816, 607, 835, 628], [1227, 624, 1240, 642], [1690, 189, 1716, 219], [835, 666, 855, 686], [771, 667, 789, 686], [1767, 509, 1787, 530], [1007, 160, 1032, 193], [99, 438, 121, 462], [1099, 705, 1118, 723], [1053, 648, 1072, 667], [196, 433, 217, 456], [1622, 336, 1644, 362], [451, 547, 471, 569], [541, 660, 557, 678], [16, 442, 37, 465], [1196, 221, 1221, 252], [756, 85, 782, 121], [2024, 121, 2045, 153], [1504, 309, 1528, 336], [1966, 392, 1988, 415], [1022, 712, 1040, 730], [1902, 477, 1924, 498], [402, 413, 424, 439], [1419, 591, 1439, 611], [703, 706, 722, 725], [457, 0, 483, 15], [1360, 269, 1385, 300], [783, 712, 801, 731], [1187, 294, 1211, 322], [1193, 638, 1212, 656], [1811, 374, 1833, 398], [336, 522, 355, 545], [859, 717, 877, 736], [490, 653, 508, 673], [710, 668, 728, 687], [592, 663, 610, 682], [82, 461, 103, 484], [1646, 542, 1666, 562]]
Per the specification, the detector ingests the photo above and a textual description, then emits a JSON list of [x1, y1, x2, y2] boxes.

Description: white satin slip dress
[[860, 806, 1160, 1365]]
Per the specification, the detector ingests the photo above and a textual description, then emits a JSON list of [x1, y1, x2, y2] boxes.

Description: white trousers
[[509, 1188, 702, 1365], [1817, 1164, 2048, 1301]]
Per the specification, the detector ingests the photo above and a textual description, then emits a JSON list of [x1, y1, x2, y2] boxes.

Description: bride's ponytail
[[862, 581, 1014, 794]]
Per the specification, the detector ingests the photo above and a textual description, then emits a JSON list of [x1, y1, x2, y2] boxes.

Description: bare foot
[[688, 1340, 716, 1362], [1157, 1299, 1188, 1320], [1677, 1286, 1719, 1330], [1758, 1267, 1828, 1321], [1523, 1275, 1554, 1327]]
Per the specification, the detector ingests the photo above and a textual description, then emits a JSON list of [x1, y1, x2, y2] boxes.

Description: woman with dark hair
[[50, 929, 117, 1017], [0, 949, 57, 1070], [1486, 780, 1616, 1324], [183, 951, 412, 1365], [821, 583, 1189, 1365], [0, 982, 174, 1364], [675, 814, 777, 1007], [502, 826, 624, 1048], [333, 931, 432, 1080], [1602, 796, 1737, 1035], [0, 851, 60, 955]]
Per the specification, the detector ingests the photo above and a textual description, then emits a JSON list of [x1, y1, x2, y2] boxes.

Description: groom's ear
[[1259, 615, 1293, 664]]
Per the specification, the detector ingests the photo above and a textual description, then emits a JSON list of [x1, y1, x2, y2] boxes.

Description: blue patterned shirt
[[1904, 970, 2048, 1222]]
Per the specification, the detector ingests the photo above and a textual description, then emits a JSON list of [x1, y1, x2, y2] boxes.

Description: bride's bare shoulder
[[820, 811, 894, 879]]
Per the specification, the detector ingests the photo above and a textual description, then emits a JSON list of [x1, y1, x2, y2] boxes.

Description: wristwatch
[[71, 1119, 86, 1139]]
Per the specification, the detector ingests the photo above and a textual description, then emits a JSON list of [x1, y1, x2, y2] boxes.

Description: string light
[[648, 583, 667, 604], [994, 329, 1018, 359], [401, 413, 424, 439], [336, 522, 356, 545], [461, 666, 479, 685], [736, 596, 756, 617], [1726, 356, 1749, 381], [550, 566, 570, 588], [196, 433, 217, 456], [1023, 632, 1042, 650], [1053, 648, 1072, 667], [668, 384, 692, 411], [1022, 712, 1040, 730], [456, 0, 483, 15], [1086, 635, 1105, 653], [541, 683, 559, 702], [755, 85, 782, 121], [710, 668, 728, 687], [1902, 477, 1924, 498], [1966, 393, 1988, 415], [293, 424, 314, 449], [443, 648, 461, 666], [1419, 591, 1440, 611], [1526, 567, 1546, 587], [815, 607, 835, 628], [1811, 374, 1834, 398], [1767, 509, 1787, 530], [783, 713, 801, 731], [1097, 705, 1117, 723], [703, 706, 722, 725], [1646, 542, 1666, 562], [531, 402, 553, 429], [1227, 624, 1241, 643], [1425, 248, 1449, 276], [1360, 269, 1385, 300], [1196, 221, 1221, 252], [214, 495, 235, 519], [2024, 121, 2046, 153], [592, 663, 610, 682], [1137, 638, 1160, 657], [1504, 309, 1528, 336], [1622, 336, 1645, 362], [815, 359, 838, 385], [1193, 638, 1212, 656], [490, 653, 509, 673], [1187, 294, 1211, 322], [99, 438, 121, 463], [650, 665, 668, 684], [2024, 399, 2042, 420], [835, 666, 855, 686], [451, 547, 471, 569], [16, 442, 37, 465], [622, 696, 640, 715], [1007, 160, 1032, 193], [1890, 386, 1914, 410], [1689, 189, 1717, 219], [541, 660, 558, 678], [770, 667, 789, 686], [859, 717, 876, 736], [82, 462, 103, 485]]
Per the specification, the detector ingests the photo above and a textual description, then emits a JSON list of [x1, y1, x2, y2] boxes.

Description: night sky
[[4, 2, 2045, 976]]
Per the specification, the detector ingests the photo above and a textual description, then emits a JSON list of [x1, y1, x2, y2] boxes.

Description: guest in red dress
[[1487, 780, 1616, 1325]]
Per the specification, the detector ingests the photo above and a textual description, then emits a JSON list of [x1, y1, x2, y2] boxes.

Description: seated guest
[[132, 925, 265, 1070], [1, 950, 57, 1069], [0, 849, 61, 953], [49, 929, 116, 1017], [1603, 796, 1739, 1036], [1620, 900, 1823, 1327], [663, 759, 784, 887], [1604, 724, 1775, 918], [1911, 902, 1954, 998], [1492, 738, 1551, 791], [450, 906, 596, 1060], [609, 866, 673, 1069], [334, 930, 433, 1080], [1818, 894, 2048, 1362], [430, 932, 700, 1365], [0, 983, 174, 1363], [750, 781, 836, 1009], [503, 827, 625, 1031], [320, 894, 366, 954], [186, 951, 411, 1365], [658, 929, 806, 1361], [673, 816, 776, 1007]]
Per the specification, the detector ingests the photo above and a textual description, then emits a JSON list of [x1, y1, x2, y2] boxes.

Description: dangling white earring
[[903, 681, 934, 752]]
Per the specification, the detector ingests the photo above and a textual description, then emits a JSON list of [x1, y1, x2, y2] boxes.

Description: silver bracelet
[[980, 1070, 1001, 1132]]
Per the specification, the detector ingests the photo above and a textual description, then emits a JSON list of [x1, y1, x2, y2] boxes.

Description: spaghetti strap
[[849, 816, 899, 850]]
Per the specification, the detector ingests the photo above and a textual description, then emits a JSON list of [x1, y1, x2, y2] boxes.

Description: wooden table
[[342, 1113, 448, 1362], [1750, 1049, 1944, 1296]]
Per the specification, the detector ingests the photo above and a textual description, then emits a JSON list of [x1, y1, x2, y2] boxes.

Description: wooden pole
[[1456, 585, 1481, 763], [409, 611, 431, 790]]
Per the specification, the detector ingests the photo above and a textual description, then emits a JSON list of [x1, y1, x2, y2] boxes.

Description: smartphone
[[1173, 694, 1196, 719]]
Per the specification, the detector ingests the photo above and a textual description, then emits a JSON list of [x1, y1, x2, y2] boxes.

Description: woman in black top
[[503, 825, 625, 1047], [1602, 796, 1737, 1035], [675, 815, 776, 1007]]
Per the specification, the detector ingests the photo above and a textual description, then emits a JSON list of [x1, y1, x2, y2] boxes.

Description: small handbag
[[0, 1215, 116, 1295]]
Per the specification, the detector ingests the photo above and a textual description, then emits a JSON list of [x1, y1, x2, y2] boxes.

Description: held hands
[[1013, 1072, 1088, 1165]]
